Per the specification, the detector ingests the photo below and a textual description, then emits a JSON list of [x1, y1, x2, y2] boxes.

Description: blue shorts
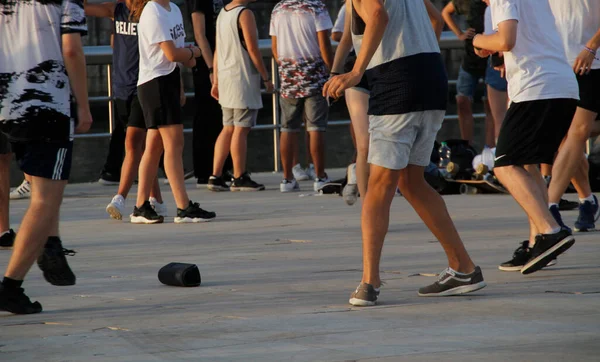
[[485, 61, 508, 92], [456, 67, 485, 100]]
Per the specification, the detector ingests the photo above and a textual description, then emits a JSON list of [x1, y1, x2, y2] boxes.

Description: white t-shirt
[[137, 1, 185, 86], [490, 0, 578, 102], [332, 5, 345, 34], [549, 0, 600, 70]]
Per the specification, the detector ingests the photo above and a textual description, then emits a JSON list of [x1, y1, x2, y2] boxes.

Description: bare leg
[[571, 153, 592, 199], [0, 154, 10, 232], [346, 89, 370, 198], [150, 177, 163, 203], [4, 177, 67, 280], [541, 164, 552, 178], [231, 127, 251, 178], [457, 95, 474, 144], [117, 127, 145, 199], [281, 132, 298, 180], [484, 98, 495, 147], [158, 125, 190, 209], [495, 164, 558, 235], [309, 131, 326, 179], [548, 107, 597, 204], [399, 165, 475, 272], [136, 130, 163, 208], [212, 126, 234, 177], [486, 86, 508, 142]]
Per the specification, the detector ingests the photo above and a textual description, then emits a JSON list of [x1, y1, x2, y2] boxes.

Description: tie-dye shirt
[[0, 0, 87, 142], [270, 0, 333, 99]]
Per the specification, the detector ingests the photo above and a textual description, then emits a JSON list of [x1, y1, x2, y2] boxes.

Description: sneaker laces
[[62, 248, 76, 256], [512, 240, 530, 258]]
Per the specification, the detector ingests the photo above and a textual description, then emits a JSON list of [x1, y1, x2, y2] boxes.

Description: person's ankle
[[450, 260, 476, 274], [2, 276, 23, 290], [361, 278, 381, 289]]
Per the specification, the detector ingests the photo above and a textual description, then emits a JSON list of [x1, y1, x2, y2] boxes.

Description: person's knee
[[370, 168, 398, 191], [233, 126, 250, 137], [567, 119, 592, 143], [456, 96, 472, 113], [398, 166, 425, 193], [125, 132, 145, 156]]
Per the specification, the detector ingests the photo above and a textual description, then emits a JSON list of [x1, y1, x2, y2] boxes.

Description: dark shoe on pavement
[[131, 201, 164, 224], [175, 201, 216, 223], [349, 282, 379, 306], [230, 173, 265, 192], [418, 266, 486, 297], [521, 229, 575, 275], [207, 175, 230, 192], [549, 204, 571, 233], [574, 195, 600, 232], [499, 240, 531, 272], [559, 198, 579, 211], [98, 171, 120, 186], [0, 229, 16, 249], [0, 285, 42, 314], [37, 237, 77, 286]]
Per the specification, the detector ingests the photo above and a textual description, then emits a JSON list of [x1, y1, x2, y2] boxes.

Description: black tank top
[[112, 2, 139, 99]]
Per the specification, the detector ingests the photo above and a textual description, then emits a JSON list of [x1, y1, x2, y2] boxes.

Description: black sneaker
[[196, 176, 210, 188], [207, 175, 230, 192], [174, 201, 216, 223], [521, 229, 575, 275], [499, 240, 531, 272], [37, 237, 77, 286], [98, 171, 120, 186], [230, 173, 265, 192], [130, 201, 164, 224], [418, 266, 486, 297], [559, 198, 579, 211], [550, 204, 571, 233], [0, 284, 43, 314], [349, 282, 380, 306], [0, 229, 15, 249], [574, 196, 600, 232]]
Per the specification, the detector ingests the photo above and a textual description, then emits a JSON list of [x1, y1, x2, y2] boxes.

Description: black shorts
[[495, 98, 577, 167], [11, 140, 73, 180], [577, 69, 600, 115], [0, 132, 10, 155], [137, 67, 182, 129], [115, 94, 146, 129]]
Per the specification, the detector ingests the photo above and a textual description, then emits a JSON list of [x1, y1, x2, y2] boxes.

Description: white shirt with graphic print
[[137, 1, 186, 86]]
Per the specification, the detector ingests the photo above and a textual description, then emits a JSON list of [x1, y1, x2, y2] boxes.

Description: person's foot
[[280, 179, 300, 193], [0, 284, 42, 314], [37, 237, 77, 286], [149, 197, 168, 217], [342, 184, 359, 205], [98, 171, 120, 186], [349, 282, 380, 306], [207, 175, 230, 192], [195, 176, 210, 188], [549, 204, 571, 233], [418, 266, 486, 297], [130, 201, 164, 224], [0, 229, 15, 249], [499, 240, 558, 271], [574, 195, 600, 232], [9, 179, 31, 200], [306, 164, 317, 180], [106, 194, 125, 220], [521, 229, 575, 275], [292, 164, 310, 181], [230, 173, 265, 192], [174, 201, 216, 223], [314, 174, 331, 192], [559, 198, 579, 211]]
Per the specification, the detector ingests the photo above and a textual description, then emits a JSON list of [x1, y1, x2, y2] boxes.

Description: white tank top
[[216, 6, 262, 109]]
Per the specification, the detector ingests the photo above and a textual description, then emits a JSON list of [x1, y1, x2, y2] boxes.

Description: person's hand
[[573, 48, 596, 75], [264, 80, 274, 93], [183, 57, 196, 68], [75, 105, 93, 134], [322, 70, 362, 100], [180, 87, 186, 106], [459, 28, 476, 41], [494, 63, 506, 78], [210, 83, 219, 100], [474, 47, 494, 58]]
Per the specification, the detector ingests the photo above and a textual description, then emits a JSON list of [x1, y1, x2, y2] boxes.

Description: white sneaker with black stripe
[[10, 180, 31, 200]]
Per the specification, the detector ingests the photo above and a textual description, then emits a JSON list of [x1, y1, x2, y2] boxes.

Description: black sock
[[2, 277, 23, 290], [46, 236, 62, 247]]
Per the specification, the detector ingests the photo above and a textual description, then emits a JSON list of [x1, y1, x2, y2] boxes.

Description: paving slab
[[1, 170, 599, 362]]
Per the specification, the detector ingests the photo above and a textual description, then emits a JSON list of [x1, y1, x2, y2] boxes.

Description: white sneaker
[[314, 175, 331, 192], [347, 163, 357, 185], [306, 164, 317, 180], [292, 164, 310, 181], [106, 195, 126, 220], [280, 179, 300, 193], [342, 184, 359, 205], [149, 197, 168, 217], [9, 180, 31, 200]]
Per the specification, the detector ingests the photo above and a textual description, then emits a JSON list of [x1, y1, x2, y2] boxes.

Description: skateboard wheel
[[475, 164, 489, 175], [446, 162, 460, 176], [459, 184, 479, 195]]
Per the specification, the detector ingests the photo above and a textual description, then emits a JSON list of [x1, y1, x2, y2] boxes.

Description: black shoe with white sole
[[207, 175, 230, 192], [0, 284, 42, 314], [174, 201, 216, 223], [499, 240, 531, 272], [230, 173, 265, 192], [0, 229, 15, 249], [37, 237, 77, 286], [418, 266, 486, 297], [131, 201, 164, 224], [349, 282, 380, 306], [521, 229, 575, 275]]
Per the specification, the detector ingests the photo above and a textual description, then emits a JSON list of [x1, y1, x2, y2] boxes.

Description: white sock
[[579, 195, 595, 204], [550, 227, 561, 234], [548, 203, 559, 208]]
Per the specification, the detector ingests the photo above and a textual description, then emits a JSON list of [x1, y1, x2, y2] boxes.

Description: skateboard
[[445, 162, 508, 195]]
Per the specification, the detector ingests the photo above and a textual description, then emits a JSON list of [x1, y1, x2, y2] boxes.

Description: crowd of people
[[0, 0, 599, 313]]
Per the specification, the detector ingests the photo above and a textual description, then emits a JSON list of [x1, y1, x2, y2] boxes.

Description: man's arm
[[424, 0, 443, 41], [473, 20, 517, 53], [62, 33, 92, 133], [271, 35, 279, 63], [240, 9, 273, 91], [159, 41, 201, 63], [191, 11, 214, 69], [331, 0, 353, 74], [83, 0, 115, 18], [573, 27, 600, 75], [441, 2, 474, 41], [317, 30, 334, 71]]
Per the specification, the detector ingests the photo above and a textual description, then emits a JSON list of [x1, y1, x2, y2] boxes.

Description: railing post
[[271, 58, 281, 172], [107, 64, 115, 134]]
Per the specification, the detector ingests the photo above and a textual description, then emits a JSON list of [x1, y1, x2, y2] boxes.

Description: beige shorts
[[368, 110, 445, 170], [222, 108, 258, 128]]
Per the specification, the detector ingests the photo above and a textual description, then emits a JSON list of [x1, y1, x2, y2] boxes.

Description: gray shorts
[[368, 110, 445, 170], [223, 108, 258, 128], [0, 132, 10, 155], [280, 95, 328, 132]]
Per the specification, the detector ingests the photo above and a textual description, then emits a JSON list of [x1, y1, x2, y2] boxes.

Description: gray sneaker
[[349, 282, 380, 306], [418, 266, 486, 297]]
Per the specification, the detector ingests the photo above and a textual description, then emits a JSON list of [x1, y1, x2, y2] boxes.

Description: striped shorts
[[11, 140, 73, 181]]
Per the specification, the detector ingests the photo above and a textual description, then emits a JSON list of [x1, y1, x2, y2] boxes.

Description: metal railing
[[82, 32, 484, 172]]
